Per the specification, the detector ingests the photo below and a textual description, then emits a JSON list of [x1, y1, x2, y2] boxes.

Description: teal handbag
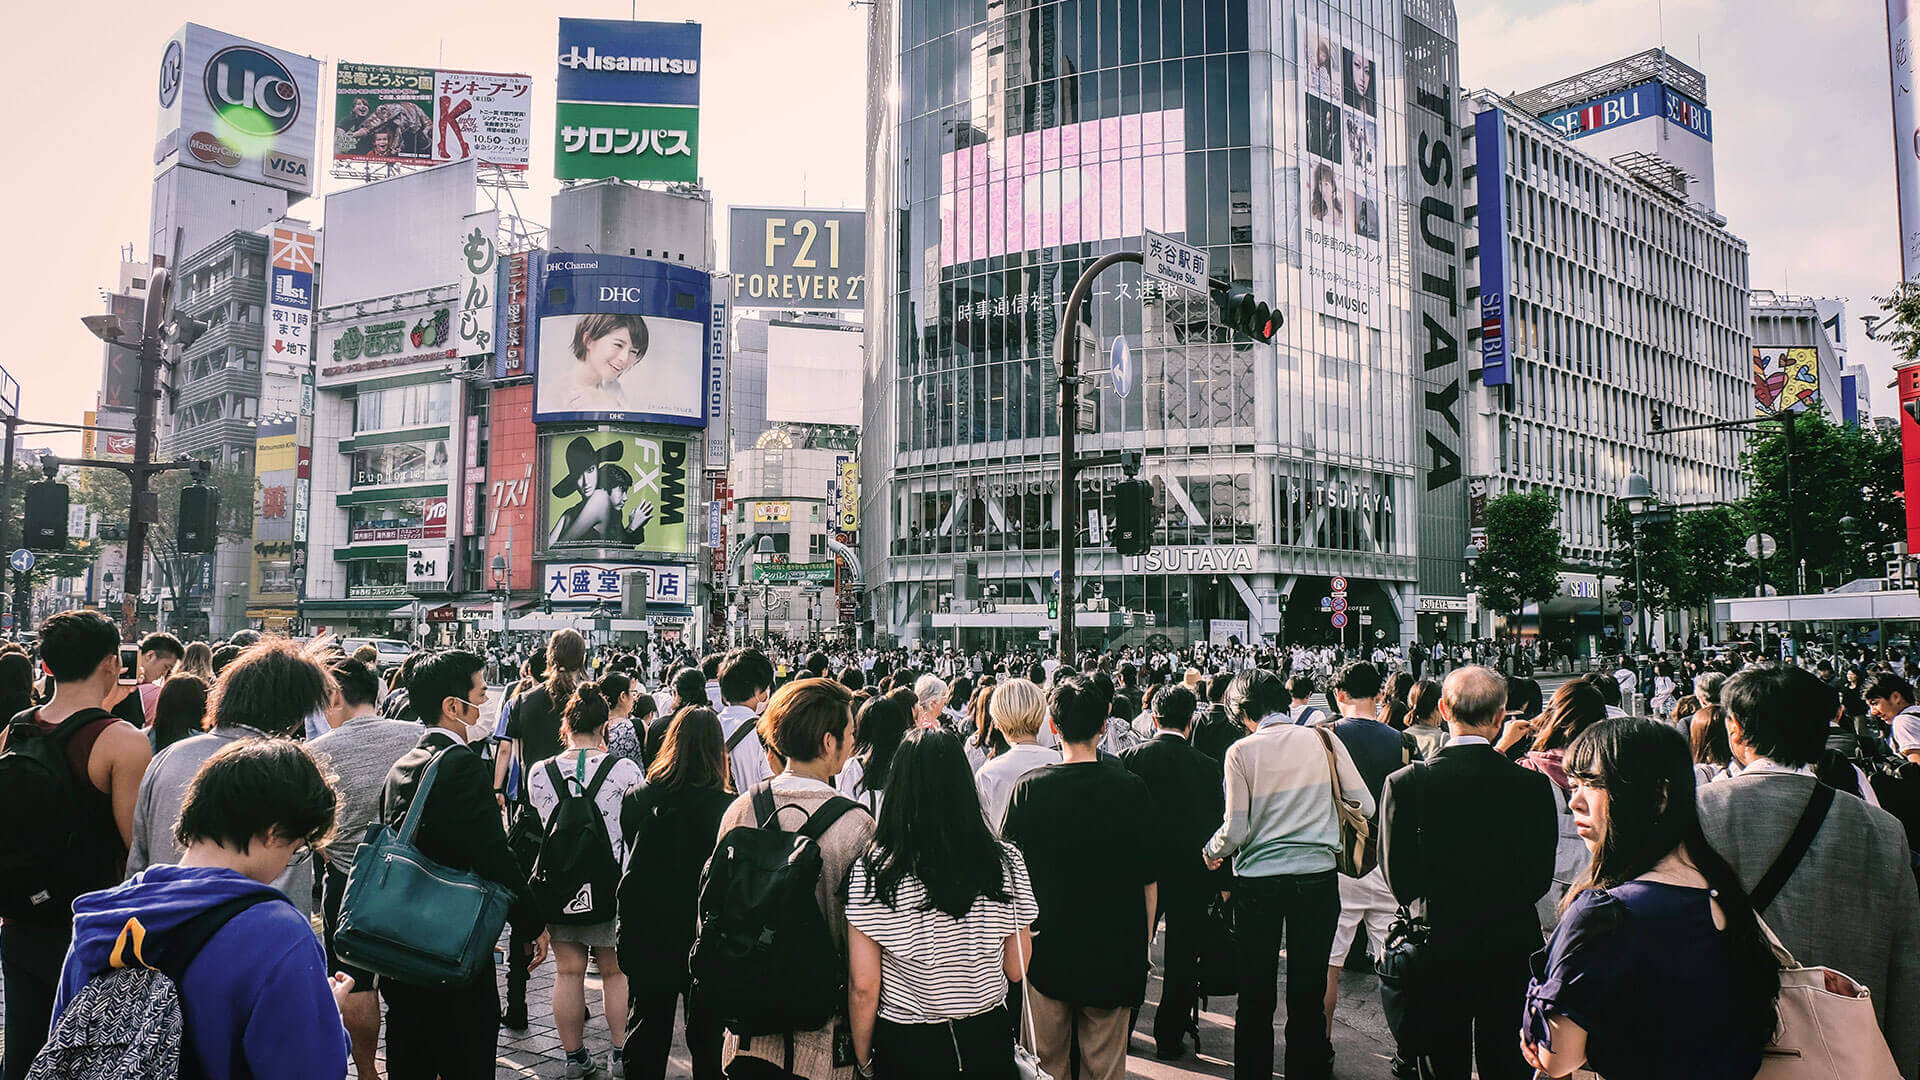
[[333, 749, 513, 986]]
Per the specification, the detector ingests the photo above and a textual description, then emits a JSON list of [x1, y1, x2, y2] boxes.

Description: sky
[[0, 0, 1903, 459]]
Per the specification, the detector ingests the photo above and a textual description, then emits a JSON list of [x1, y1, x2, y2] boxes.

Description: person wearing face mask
[[379, 649, 550, 1078], [125, 639, 330, 919], [307, 658, 426, 1080]]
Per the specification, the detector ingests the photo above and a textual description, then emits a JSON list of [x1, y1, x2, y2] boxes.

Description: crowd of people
[[1, 614, 1917, 1080]]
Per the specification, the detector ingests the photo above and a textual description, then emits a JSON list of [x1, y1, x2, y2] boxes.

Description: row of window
[[353, 383, 452, 434]]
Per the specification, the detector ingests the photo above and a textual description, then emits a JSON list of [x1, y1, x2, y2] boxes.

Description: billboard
[[457, 211, 497, 358], [752, 561, 836, 584], [1539, 82, 1712, 143], [938, 109, 1185, 267], [729, 208, 867, 311], [333, 64, 532, 170], [529, 254, 711, 426], [1298, 20, 1388, 329], [838, 459, 860, 532], [555, 19, 701, 183], [1754, 346, 1820, 416], [543, 562, 689, 605], [251, 423, 298, 603], [485, 384, 537, 590], [766, 323, 862, 427], [316, 303, 456, 386], [1475, 109, 1512, 387], [706, 281, 729, 470], [267, 224, 316, 367], [81, 413, 135, 463], [496, 251, 533, 378], [156, 24, 322, 196], [1894, 0, 1920, 279], [544, 430, 692, 555], [754, 502, 792, 523]]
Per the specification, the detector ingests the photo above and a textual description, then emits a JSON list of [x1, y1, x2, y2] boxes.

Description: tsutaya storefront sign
[[1122, 546, 1257, 574]]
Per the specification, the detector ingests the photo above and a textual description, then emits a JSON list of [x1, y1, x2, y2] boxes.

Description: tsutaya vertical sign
[[1404, 9, 1469, 605], [457, 210, 497, 359]]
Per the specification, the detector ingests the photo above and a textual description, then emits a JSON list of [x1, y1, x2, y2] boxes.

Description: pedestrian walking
[[972, 679, 1058, 835]]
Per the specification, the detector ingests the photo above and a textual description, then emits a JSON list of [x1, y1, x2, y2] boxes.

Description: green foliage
[[1738, 411, 1900, 592], [1871, 280, 1920, 364], [1474, 489, 1565, 623], [1605, 503, 1748, 610], [68, 461, 256, 604]]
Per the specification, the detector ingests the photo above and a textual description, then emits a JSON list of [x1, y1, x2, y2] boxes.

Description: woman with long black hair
[[847, 729, 1037, 1080], [1522, 718, 1781, 1079], [839, 691, 913, 815]]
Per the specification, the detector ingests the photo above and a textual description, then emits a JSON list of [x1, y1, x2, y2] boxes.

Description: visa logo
[[263, 151, 309, 181]]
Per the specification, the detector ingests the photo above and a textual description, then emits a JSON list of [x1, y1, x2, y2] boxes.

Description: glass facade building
[[862, 0, 1468, 648]]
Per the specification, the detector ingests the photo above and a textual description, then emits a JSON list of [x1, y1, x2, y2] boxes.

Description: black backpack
[[690, 782, 866, 1042], [0, 708, 125, 923], [528, 755, 622, 925]]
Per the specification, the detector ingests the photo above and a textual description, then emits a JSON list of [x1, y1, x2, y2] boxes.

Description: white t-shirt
[[845, 842, 1037, 1024], [974, 742, 1061, 834], [837, 755, 884, 816], [719, 704, 774, 794], [527, 749, 647, 863], [1891, 705, 1920, 758]]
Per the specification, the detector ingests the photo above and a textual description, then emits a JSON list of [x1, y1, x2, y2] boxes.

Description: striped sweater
[[1203, 718, 1374, 878]]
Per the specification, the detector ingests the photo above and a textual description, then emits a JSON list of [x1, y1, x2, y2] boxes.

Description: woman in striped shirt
[[847, 729, 1038, 1080]]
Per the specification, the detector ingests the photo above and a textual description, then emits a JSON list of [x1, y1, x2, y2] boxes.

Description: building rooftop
[[1509, 47, 1707, 118]]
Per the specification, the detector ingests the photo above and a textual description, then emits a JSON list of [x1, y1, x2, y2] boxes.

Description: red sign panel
[[485, 384, 538, 589], [1901, 365, 1920, 553]]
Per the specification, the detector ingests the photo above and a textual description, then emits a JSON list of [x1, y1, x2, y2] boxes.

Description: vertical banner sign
[[458, 210, 497, 359], [555, 19, 702, 183], [1475, 109, 1511, 387], [1298, 19, 1388, 328], [496, 250, 532, 378], [1892, 0, 1920, 280], [268, 225, 316, 367], [838, 459, 861, 532], [1901, 364, 1920, 551], [707, 277, 730, 470]]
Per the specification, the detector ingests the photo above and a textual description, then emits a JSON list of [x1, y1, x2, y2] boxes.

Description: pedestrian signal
[[23, 482, 69, 551]]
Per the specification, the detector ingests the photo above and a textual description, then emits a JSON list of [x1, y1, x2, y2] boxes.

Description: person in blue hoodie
[[50, 738, 352, 1080]]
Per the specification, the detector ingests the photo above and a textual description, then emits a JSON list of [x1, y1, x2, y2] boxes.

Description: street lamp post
[[1620, 472, 1654, 656], [491, 551, 511, 638], [1461, 543, 1481, 641], [754, 535, 775, 645]]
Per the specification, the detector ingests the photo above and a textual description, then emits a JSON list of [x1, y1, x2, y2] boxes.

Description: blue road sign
[[1110, 337, 1133, 398], [8, 550, 34, 574]]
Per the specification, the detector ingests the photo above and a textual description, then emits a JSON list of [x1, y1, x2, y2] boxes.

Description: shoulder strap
[[797, 795, 865, 844], [725, 717, 756, 752], [545, 758, 567, 798], [396, 747, 453, 846], [749, 779, 780, 830], [1750, 783, 1835, 913], [1314, 726, 1348, 803], [158, 893, 280, 978], [581, 753, 620, 802]]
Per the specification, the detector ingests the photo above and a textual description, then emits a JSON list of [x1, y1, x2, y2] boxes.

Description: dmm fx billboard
[[728, 208, 866, 311], [1539, 82, 1713, 142], [529, 254, 713, 426], [333, 63, 532, 170], [156, 24, 322, 195], [544, 430, 692, 556], [555, 19, 701, 183], [1474, 109, 1512, 387]]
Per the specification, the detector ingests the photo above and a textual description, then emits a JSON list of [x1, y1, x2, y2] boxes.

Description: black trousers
[[874, 1006, 1014, 1080], [2, 922, 68, 1080], [1153, 897, 1203, 1051], [1233, 870, 1339, 1080], [1408, 947, 1533, 1080], [382, 975, 501, 1080], [625, 972, 723, 1080]]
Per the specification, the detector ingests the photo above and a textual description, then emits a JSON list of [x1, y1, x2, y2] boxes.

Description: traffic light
[[23, 481, 69, 551], [1650, 405, 1665, 433], [1112, 478, 1153, 556], [176, 484, 218, 554], [1216, 281, 1281, 343]]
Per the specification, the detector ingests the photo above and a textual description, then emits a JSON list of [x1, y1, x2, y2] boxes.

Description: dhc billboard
[[1540, 81, 1712, 142]]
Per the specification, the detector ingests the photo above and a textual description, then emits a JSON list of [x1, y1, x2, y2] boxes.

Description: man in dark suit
[[379, 649, 549, 1079], [1380, 665, 1555, 1080], [1121, 685, 1225, 1060]]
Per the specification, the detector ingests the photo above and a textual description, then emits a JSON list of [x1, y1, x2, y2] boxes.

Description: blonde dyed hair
[[989, 678, 1045, 740]]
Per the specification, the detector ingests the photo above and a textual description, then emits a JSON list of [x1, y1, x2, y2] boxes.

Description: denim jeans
[[1232, 870, 1339, 1080]]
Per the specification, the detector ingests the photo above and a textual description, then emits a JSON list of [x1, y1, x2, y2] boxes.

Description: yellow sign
[[754, 502, 792, 523], [837, 461, 860, 532]]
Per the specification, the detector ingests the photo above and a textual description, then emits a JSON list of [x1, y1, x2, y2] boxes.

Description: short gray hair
[[1441, 665, 1507, 729]]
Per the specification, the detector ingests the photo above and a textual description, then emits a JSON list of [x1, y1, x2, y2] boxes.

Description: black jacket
[[1380, 741, 1556, 956], [1121, 731, 1226, 906], [615, 781, 734, 988], [381, 728, 544, 943]]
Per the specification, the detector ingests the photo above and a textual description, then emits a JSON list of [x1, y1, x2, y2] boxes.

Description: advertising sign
[[752, 561, 836, 584], [1539, 82, 1712, 143], [457, 211, 497, 358], [81, 413, 136, 463], [554, 19, 702, 183], [316, 303, 456, 385], [1753, 346, 1820, 416], [543, 562, 688, 605], [333, 63, 532, 170], [98, 294, 144, 412], [706, 281, 730, 469], [529, 254, 711, 426], [251, 423, 297, 604], [728, 209, 867, 311], [267, 225, 316, 368], [1475, 109, 1512, 387], [1893, 0, 1920, 280], [406, 544, 449, 590], [545, 430, 692, 555], [1298, 20, 1387, 329], [484, 384, 537, 589], [838, 460, 860, 532], [156, 24, 322, 196], [496, 250, 533, 378], [754, 502, 792, 523], [350, 497, 448, 543]]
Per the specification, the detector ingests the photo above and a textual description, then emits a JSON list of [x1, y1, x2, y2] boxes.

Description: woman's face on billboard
[[581, 325, 641, 385]]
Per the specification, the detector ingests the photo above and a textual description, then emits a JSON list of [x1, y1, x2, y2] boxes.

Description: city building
[[1749, 290, 1848, 423], [862, 0, 1472, 649], [1465, 76, 1752, 650], [728, 426, 863, 641]]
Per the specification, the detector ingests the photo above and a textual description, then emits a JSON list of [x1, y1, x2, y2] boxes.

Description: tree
[[1474, 489, 1564, 633], [1739, 411, 1900, 593], [1871, 279, 1920, 364], [1672, 506, 1750, 607], [68, 461, 256, 622]]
